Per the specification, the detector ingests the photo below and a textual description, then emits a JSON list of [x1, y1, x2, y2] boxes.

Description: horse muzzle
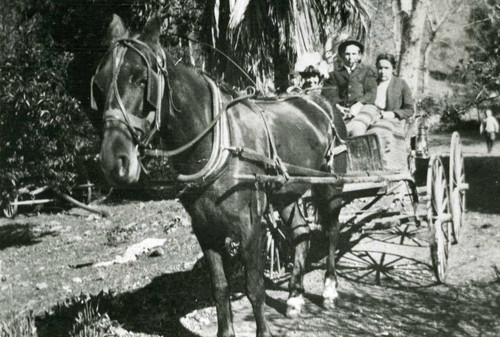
[[100, 111, 142, 186]]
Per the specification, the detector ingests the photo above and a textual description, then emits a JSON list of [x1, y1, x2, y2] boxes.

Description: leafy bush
[[0, 0, 203, 190], [0, 9, 99, 187]]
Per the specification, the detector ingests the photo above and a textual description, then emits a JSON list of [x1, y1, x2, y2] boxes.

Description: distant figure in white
[[480, 109, 499, 153]]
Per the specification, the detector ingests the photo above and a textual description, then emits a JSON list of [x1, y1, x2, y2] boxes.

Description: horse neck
[[161, 56, 214, 170]]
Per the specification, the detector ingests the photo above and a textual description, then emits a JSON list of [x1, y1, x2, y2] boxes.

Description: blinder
[[90, 38, 167, 148], [147, 68, 159, 109]]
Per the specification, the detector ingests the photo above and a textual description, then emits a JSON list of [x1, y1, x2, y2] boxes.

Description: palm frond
[[229, 0, 251, 28], [203, 0, 371, 88]]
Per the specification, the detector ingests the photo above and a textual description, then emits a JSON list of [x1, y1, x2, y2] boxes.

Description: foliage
[[417, 94, 468, 130], [201, 0, 370, 92], [0, 311, 37, 337], [450, 0, 500, 110], [0, 0, 201, 188], [69, 303, 115, 337], [0, 0, 368, 188], [0, 5, 98, 187], [416, 0, 500, 129]]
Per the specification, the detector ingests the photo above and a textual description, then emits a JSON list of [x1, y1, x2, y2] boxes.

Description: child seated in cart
[[290, 52, 330, 91]]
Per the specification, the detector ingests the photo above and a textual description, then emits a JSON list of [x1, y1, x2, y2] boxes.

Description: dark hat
[[338, 40, 364, 55]]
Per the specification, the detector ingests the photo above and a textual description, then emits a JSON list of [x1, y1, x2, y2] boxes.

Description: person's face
[[377, 59, 394, 81], [302, 75, 320, 88], [342, 45, 361, 68], [486, 110, 492, 117]]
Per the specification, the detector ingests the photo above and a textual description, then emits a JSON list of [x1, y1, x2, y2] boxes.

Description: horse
[[92, 14, 347, 337]]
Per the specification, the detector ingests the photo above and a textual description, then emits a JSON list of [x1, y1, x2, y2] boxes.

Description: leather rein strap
[[91, 38, 167, 148], [92, 38, 344, 186]]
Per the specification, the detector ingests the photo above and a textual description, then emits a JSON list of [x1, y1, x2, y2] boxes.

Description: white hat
[[294, 52, 330, 79]]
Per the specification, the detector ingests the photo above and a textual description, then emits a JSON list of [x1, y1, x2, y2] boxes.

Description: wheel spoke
[[341, 254, 373, 266], [354, 269, 377, 282]]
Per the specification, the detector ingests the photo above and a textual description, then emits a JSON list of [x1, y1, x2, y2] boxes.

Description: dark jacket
[[384, 77, 414, 119], [322, 64, 377, 107]]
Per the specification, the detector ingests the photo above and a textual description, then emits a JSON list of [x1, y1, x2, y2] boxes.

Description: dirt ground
[[0, 131, 499, 337]]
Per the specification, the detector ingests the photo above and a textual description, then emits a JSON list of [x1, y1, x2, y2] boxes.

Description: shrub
[[0, 10, 98, 188]]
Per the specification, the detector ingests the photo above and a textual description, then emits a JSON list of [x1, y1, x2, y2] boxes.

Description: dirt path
[[179, 210, 500, 337], [0, 131, 499, 337]]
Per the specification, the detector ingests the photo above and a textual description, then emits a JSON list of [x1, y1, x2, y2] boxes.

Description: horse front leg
[[204, 248, 235, 337], [280, 202, 310, 318], [322, 208, 341, 309], [242, 219, 271, 337]]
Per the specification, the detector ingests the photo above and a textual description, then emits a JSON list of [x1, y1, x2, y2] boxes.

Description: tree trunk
[[273, 40, 291, 94], [392, 0, 403, 60], [419, 34, 435, 94], [398, 0, 427, 96]]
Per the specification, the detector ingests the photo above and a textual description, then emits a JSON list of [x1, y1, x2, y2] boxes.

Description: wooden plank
[[234, 172, 413, 185]]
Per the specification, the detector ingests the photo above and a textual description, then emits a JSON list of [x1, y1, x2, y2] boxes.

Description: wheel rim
[[427, 156, 452, 283], [3, 194, 18, 218], [427, 157, 451, 282], [449, 132, 466, 243]]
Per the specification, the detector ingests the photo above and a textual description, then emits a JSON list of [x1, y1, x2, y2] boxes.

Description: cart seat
[[346, 132, 408, 172], [346, 134, 383, 171]]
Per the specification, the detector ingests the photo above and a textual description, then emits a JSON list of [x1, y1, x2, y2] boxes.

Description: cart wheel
[[2, 179, 19, 218], [449, 132, 467, 243], [72, 177, 93, 205], [264, 211, 291, 283], [427, 156, 453, 283]]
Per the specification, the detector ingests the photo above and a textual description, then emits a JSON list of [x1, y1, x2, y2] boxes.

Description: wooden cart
[[255, 117, 468, 286]]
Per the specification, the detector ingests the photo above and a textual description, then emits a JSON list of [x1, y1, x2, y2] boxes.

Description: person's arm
[[494, 117, 500, 133], [358, 67, 377, 105], [393, 80, 414, 119], [321, 74, 340, 106]]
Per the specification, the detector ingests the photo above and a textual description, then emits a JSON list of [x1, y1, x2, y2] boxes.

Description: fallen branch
[[52, 188, 110, 217]]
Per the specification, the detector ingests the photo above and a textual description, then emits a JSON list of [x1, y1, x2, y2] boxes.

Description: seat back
[[346, 134, 383, 171]]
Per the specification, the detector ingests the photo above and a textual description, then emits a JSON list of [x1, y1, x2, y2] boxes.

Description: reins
[[142, 87, 256, 159], [165, 33, 259, 92], [94, 37, 346, 188]]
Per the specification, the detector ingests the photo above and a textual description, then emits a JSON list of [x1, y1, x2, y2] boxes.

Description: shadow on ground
[[266, 278, 500, 337], [34, 251, 500, 337], [36, 258, 244, 337], [0, 222, 58, 250], [464, 156, 500, 214]]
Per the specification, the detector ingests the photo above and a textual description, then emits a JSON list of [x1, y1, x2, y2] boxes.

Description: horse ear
[[142, 16, 164, 44], [106, 14, 128, 45]]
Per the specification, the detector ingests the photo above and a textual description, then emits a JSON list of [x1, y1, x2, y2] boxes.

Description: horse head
[[91, 14, 167, 185]]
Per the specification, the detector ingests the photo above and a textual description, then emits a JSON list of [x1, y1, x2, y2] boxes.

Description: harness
[[91, 38, 346, 188]]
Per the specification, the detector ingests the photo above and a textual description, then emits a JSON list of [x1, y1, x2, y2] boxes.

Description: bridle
[[90, 38, 167, 149], [90, 38, 344, 187], [91, 37, 235, 185]]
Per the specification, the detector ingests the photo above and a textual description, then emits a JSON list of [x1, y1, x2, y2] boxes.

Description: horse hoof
[[286, 295, 304, 318], [322, 297, 336, 310]]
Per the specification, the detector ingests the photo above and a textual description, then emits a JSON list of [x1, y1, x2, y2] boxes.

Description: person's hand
[[381, 110, 396, 119], [349, 102, 363, 116]]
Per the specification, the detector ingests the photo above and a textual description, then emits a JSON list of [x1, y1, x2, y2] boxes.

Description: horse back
[[246, 94, 345, 170]]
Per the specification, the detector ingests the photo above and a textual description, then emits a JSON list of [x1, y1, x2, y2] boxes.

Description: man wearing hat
[[322, 40, 378, 137]]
